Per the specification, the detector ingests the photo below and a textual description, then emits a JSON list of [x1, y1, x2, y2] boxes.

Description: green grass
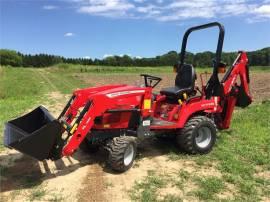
[[173, 170, 191, 190], [249, 66, 270, 71], [56, 63, 174, 73], [193, 177, 224, 200], [160, 194, 183, 202], [211, 101, 270, 200], [129, 170, 168, 202], [0, 67, 44, 150]]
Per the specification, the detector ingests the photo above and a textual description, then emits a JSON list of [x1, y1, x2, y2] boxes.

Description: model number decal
[[201, 103, 215, 107]]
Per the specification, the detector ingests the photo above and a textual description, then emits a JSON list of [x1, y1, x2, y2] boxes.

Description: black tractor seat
[[160, 64, 196, 100]]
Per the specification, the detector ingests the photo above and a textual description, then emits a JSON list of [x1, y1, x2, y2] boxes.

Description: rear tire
[[176, 116, 216, 154], [107, 136, 137, 172]]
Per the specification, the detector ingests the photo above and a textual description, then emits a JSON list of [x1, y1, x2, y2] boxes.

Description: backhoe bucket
[[4, 106, 62, 161]]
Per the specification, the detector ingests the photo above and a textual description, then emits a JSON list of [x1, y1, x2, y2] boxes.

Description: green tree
[[0, 49, 22, 66], [120, 55, 133, 66], [104, 56, 117, 66]]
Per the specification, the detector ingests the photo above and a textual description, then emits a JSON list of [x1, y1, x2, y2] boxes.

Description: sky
[[0, 0, 270, 59]]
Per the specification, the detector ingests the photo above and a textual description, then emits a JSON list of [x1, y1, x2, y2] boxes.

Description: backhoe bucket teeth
[[4, 106, 62, 161]]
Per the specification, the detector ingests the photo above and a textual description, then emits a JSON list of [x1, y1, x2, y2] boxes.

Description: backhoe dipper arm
[[219, 51, 252, 129], [222, 51, 251, 97]]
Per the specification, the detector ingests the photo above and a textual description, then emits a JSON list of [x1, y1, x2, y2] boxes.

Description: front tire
[[107, 136, 137, 172], [176, 116, 216, 154]]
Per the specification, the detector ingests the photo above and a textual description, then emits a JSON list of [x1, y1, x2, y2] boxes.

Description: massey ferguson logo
[[106, 90, 145, 98]]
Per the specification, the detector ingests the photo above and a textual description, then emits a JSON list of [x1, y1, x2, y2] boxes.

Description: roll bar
[[180, 22, 225, 76], [179, 22, 225, 98]]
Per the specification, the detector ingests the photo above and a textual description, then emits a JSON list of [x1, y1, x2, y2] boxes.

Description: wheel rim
[[124, 144, 134, 166], [195, 126, 212, 148]]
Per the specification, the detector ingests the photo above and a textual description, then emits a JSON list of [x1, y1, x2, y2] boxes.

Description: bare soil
[[80, 72, 270, 102], [1, 71, 270, 201]]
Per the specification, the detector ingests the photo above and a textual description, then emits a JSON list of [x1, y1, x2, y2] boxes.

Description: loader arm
[[58, 94, 118, 156], [218, 51, 252, 129], [58, 85, 125, 124]]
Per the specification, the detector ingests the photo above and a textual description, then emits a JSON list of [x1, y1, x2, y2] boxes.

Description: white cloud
[[43, 5, 58, 10], [83, 56, 91, 59], [137, 4, 160, 13], [77, 0, 134, 17], [64, 32, 75, 37], [66, 0, 270, 23], [254, 4, 270, 17], [168, 0, 215, 9], [247, 4, 270, 23]]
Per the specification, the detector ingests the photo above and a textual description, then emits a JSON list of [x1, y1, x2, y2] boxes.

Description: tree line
[[0, 47, 269, 68]]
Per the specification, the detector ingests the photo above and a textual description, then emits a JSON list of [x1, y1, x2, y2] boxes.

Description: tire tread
[[177, 116, 216, 154]]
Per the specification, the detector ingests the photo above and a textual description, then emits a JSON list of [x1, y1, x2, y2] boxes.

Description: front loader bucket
[[4, 106, 62, 161]]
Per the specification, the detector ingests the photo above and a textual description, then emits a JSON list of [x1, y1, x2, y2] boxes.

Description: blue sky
[[0, 0, 270, 59]]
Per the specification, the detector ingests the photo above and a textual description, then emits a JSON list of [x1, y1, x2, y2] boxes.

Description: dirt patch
[[78, 164, 106, 202], [217, 183, 238, 200], [249, 73, 270, 102], [255, 170, 270, 181]]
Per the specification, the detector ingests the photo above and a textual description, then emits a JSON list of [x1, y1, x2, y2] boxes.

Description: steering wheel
[[140, 74, 162, 88]]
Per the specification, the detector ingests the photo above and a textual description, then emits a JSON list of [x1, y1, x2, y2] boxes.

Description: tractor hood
[[73, 84, 148, 99], [100, 85, 147, 98]]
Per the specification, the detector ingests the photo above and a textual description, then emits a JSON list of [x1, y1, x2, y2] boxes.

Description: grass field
[[0, 65, 270, 201]]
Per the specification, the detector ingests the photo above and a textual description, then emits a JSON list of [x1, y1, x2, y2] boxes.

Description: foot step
[[152, 118, 175, 126]]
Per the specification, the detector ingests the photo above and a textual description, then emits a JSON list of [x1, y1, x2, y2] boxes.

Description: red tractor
[[4, 22, 252, 172]]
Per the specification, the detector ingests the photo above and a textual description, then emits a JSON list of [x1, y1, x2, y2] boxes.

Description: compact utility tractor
[[4, 22, 252, 172]]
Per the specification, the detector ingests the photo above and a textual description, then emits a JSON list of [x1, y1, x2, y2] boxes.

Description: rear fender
[[177, 98, 217, 128]]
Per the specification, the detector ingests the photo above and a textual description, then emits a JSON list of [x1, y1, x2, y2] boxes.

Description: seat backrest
[[175, 64, 196, 89]]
